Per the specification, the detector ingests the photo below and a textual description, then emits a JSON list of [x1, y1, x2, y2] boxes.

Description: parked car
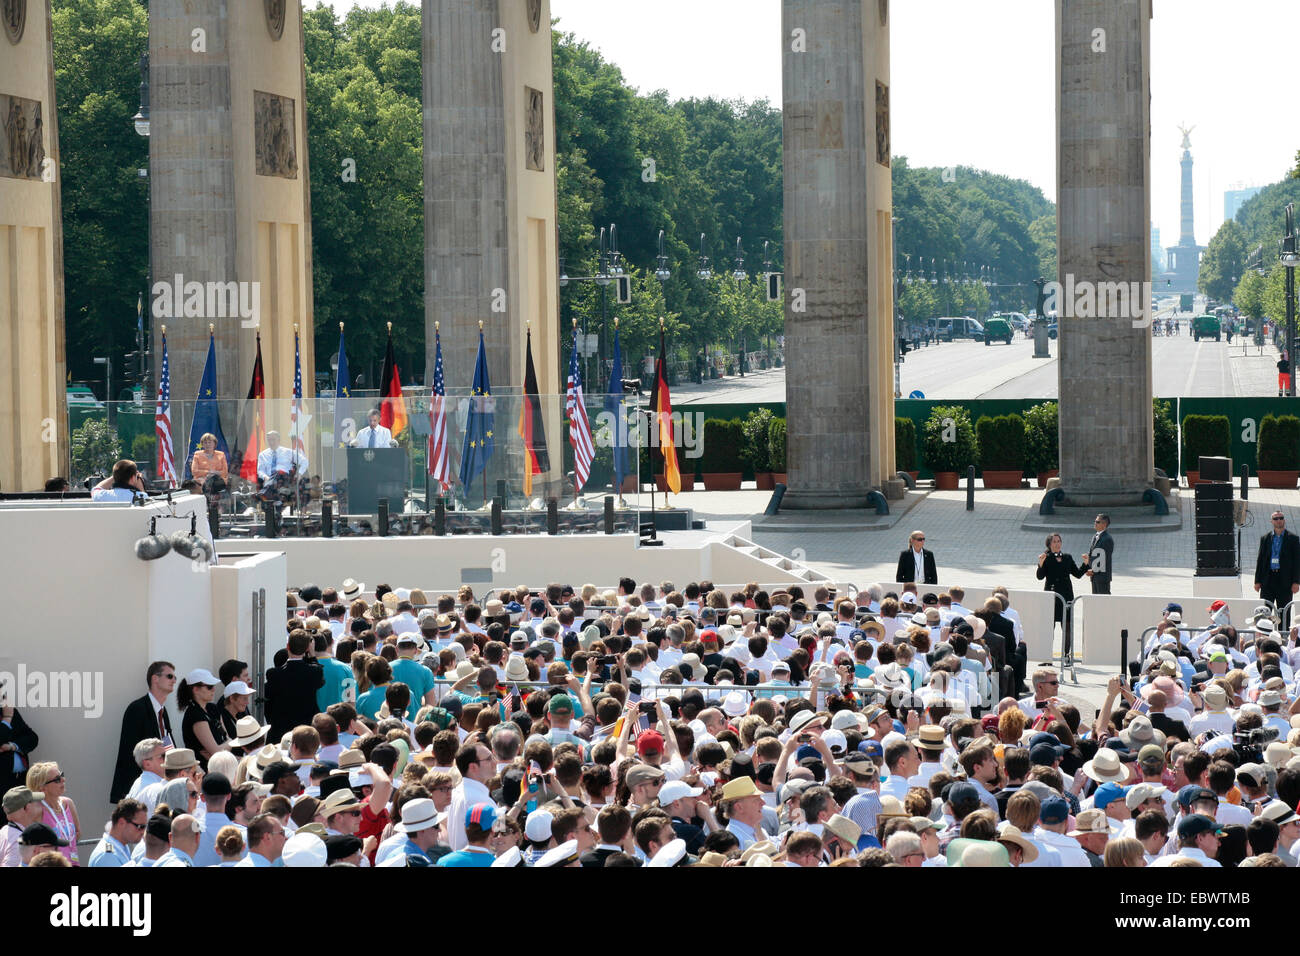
[[983, 317, 1014, 345], [935, 317, 985, 342], [993, 311, 1030, 333], [66, 385, 105, 409]]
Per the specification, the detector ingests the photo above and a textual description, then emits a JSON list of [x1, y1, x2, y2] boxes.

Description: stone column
[[1056, 0, 1153, 504], [424, 0, 562, 491], [0, 0, 67, 492], [150, 0, 314, 466], [781, 0, 893, 509]]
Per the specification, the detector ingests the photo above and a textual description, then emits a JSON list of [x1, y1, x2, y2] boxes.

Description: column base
[[780, 489, 874, 510]]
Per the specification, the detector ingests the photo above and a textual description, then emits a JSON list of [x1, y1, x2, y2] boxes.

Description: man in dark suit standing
[[895, 530, 938, 585], [111, 661, 177, 803], [1255, 510, 1300, 608], [0, 702, 38, 824], [265, 630, 325, 742], [1082, 514, 1114, 594]]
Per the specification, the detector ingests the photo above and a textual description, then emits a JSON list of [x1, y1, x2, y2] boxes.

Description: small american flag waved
[[566, 327, 594, 491], [290, 332, 306, 457], [427, 329, 450, 490], [155, 333, 178, 487]]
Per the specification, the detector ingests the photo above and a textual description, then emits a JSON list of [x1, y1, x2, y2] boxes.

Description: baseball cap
[[821, 729, 847, 756], [201, 772, 233, 797], [524, 809, 554, 843], [1039, 796, 1070, 825], [1092, 782, 1126, 809], [1176, 814, 1225, 840], [547, 694, 574, 715], [636, 730, 665, 756], [1124, 783, 1167, 811], [466, 802, 499, 830], [658, 780, 703, 805], [626, 765, 666, 788], [2, 787, 44, 815], [19, 822, 68, 847], [1137, 744, 1165, 766], [1176, 785, 1215, 810]]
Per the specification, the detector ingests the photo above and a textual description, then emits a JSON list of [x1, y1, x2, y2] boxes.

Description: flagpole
[[333, 322, 342, 488]]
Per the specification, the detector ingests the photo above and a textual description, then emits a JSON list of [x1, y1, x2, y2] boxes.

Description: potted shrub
[[1154, 399, 1178, 480], [742, 408, 776, 489], [699, 418, 744, 490], [922, 405, 977, 490], [1258, 414, 1300, 488], [976, 414, 1026, 488], [768, 417, 787, 485], [1180, 414, 1230, 486], [1023, 401, 1059, 487], [895, 417, 918, 481]]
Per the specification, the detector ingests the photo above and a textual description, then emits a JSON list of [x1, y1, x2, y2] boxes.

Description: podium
[[346, 447, 408, 515]]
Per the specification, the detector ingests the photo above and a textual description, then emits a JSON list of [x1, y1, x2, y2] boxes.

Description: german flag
[[379, 323, 408, 437], [649, 322, 681, 493], [517, 326, 550, 496], [238, 333, 267, 481]]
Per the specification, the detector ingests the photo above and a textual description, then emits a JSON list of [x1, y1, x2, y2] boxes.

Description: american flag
[[290, 331, 306, 457], [566, 327, 594, 491], [427, 327, 450, 490], [155, 332, 178, 487]]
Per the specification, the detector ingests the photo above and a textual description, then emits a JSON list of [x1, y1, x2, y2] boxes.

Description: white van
[[935, 317, 984, 342]]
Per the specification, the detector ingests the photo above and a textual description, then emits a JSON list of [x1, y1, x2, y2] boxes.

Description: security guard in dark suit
[[1255, 511, 1300, 608], [1082, 514, 1114, 595]]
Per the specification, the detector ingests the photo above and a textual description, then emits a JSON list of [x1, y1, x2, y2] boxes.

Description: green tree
[[1235, 269, 1267, 320], [1198, 219, 1247, 302], [70, 418, 121, 481], [53, 0, 149, 390]]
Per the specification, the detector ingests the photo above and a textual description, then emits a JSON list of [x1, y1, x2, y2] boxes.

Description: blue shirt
[[391, 659, 436, 720], [235, 851, 275, 868], [88, 834, 132, 867], [1272, 532, 1284, 570], [436, 846, 495, 867], [317, 656, 355, 712], [356, 684, 389, 721], [726, 818, 759, 851]]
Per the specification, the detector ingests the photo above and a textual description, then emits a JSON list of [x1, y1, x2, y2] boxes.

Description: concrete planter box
[[982, 470, 1023, 489], [933, 471, 960, 490], [702, 472, 742, 491], [1258, 470, 1299, 489]]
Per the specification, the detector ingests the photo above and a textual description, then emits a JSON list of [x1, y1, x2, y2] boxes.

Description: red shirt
[[359, 803, 390, 865]]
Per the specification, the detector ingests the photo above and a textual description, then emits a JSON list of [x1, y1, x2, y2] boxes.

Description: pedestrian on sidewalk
[[1278, 351, 1291, 397]]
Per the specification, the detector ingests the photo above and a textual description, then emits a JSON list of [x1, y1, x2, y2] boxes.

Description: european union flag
[[606, 325, 630, 490], [334, 325, 351, 449], [185, 331, 228, 478], [459, 328, 495, 492]]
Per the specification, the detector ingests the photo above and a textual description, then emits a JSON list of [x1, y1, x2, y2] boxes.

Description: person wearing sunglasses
[[1254, 511, 1300, 609], [88, 798, 148, 867], [895, 530, 938, 587], [25, 762, 79, 864]]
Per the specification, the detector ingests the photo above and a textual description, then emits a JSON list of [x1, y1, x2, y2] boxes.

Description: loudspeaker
[[1195, 514, 1233, 535], [1194, 482, 1232, 502], [1196, 532, 1235, 552], [1197, 549, 1237, 571], [1199, 456, 1232, 482]]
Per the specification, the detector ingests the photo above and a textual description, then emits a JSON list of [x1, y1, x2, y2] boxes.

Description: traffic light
[[616, 275, 631, 304], [765, 272, 782, 302]]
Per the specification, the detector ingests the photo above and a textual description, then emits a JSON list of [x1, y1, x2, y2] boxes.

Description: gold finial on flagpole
[[386, 321, 392, 334], [293, 322, 299, 334], [614, 317, 619, 329], [659, 316, 664, 330], [479, 320, 484, 330], [161, 324, 166, 335], [339, 322, 344, 331], [209, 323, 215, 334]]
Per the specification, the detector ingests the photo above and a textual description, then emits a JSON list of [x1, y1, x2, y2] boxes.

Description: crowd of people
[[5, 574, 1300, 868]]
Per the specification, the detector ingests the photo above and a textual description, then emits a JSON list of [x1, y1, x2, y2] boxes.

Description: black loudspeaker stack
[[1194, 465, 1237, 574]]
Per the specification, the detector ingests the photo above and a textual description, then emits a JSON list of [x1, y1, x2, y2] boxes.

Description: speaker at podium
[[346, 447, 407, 515]]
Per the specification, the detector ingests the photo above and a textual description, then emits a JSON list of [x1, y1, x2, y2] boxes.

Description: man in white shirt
[[351, 409, 395, 448], [1148, 814, 1224, 867], [1034, 796, 1091, 867], [90, 459, 147, 502], [446, 741, 497, 851], [88, 798, 148, 867], [257, 431, 308, 486], [125, 739, 167, 812], [1188, 683, 1235, 736]]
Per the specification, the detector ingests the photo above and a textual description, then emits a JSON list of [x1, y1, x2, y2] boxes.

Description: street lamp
[[732, 237, 746, 283], [1282, 203, 1298, 397], [696, 233, 713, 279], [133, 51, 152, 393], [94, 356, 114, 427], [655, 229, 670, 282]]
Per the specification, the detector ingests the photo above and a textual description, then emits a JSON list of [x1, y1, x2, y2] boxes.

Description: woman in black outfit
[[1036, 533, 1087, 624], [179, 668, 231, 769]]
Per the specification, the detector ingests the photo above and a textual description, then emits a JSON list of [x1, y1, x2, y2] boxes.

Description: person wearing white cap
[[535, 838, 580, 867], [659, 779, 712, 856], [522, 809, 555, 865], [282, 831, 328, 867], [178, 668, 230, 767], [647, 837, 687, 867]]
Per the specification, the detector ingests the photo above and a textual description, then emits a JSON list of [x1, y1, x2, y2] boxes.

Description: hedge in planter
[[1023, 401, 1058, 478], [895, 417, 917, 474], [1180, 414, 1230, 476], [741, 408, 775, 480], [1258, 414, 1300, 487], [700, 418, 744, 488], [975, 414, 1026, 487], [768, 417, 787, 480], [922, 405, 977, 488], [1153, 400, 1178, 477]]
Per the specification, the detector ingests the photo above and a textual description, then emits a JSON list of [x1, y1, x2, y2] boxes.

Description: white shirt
[[257, 445, 308, 481], [912, 549, 925, 583], [91, 486, 141, 502], [352, 424, 395, 448], [1188, 710, 1235, 737], [447, 777, 494, 851], [1215, 800, 1253, 827], [1033, 827, 1091, 867], [1149, 847, 1222, 867]]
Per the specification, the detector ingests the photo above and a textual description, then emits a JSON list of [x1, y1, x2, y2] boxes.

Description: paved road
[[671, 331, 1282, 403]]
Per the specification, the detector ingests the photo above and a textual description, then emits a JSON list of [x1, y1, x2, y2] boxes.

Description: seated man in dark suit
[[111, 661, 177, 803], [895, 530, 938, 586], [264, 631, 325, 743]]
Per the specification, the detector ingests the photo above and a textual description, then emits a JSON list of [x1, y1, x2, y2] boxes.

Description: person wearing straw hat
[[719, 776, 768, 851], [995, 821, 1040, 866]]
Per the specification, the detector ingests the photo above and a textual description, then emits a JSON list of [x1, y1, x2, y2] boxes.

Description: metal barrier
[[1073, 595, 1276, 667]]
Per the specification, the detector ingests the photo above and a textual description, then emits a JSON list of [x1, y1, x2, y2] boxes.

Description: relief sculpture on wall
[[255, 91, 298, 179], [0, 94, 44, 180], [525, 86, 545, 172], [2, 0, 25, 45]]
